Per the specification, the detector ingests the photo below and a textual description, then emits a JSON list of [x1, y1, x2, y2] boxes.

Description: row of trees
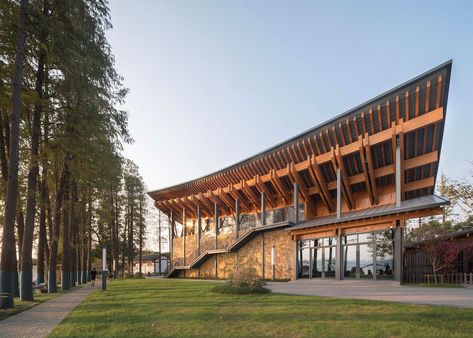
[[0, 0, 150, 309]]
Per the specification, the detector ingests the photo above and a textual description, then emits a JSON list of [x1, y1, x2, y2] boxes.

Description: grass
[[0, 292, 58, 321], [49, 278, 473, 338]]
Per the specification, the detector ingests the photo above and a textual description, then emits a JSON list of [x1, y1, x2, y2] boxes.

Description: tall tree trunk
[[70, 180, 78, 287], [113, 188, 119, 278], [20, 18, 46, 299], [37, 176, 47, 284], [48, 167, 67, 293], [87, 194, 92, 281], [61, 176, 71, 291], [16, 209, 24, 271], [0, 0, 29, 309], [139, 199, 142, 275]]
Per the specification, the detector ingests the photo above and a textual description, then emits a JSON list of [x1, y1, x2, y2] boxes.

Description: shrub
[[213, 262, 271, 295]]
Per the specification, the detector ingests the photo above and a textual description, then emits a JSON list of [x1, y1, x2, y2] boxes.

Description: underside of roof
[[149, 60, 452, 220]]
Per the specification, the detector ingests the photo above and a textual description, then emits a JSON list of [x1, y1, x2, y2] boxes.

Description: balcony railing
[[170, 205, 305, 269]]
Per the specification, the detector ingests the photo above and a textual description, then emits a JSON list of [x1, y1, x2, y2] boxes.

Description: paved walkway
[[267, 279, 473, 308], [0, 285, 96, 338]]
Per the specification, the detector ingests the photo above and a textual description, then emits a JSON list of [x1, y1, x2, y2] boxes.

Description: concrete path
[[0, 285, 96, 338], [267, 279, 473, 308]]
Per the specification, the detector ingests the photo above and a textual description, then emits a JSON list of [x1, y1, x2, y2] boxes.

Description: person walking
[[90, 267, 98, 286]]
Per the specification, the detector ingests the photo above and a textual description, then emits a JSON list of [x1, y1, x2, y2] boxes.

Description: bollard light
[[102, 246, 107, 291]]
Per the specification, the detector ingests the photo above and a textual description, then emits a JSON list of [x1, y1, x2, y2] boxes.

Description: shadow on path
[[0, 285, 96, 338]]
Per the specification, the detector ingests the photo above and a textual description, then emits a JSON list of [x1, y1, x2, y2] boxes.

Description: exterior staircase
[[166, 218, 295, 278]]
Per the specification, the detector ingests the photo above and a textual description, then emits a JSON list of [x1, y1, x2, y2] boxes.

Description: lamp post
[[102, 246, 107, 291]]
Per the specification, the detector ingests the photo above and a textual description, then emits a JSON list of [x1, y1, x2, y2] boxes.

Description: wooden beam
[[364, 133, 378, 204], [308, 155, 334, 212], [227, 185, 251, 212], [404, 150, 438, 170], [358, 136, 374, 205], [288, 163, 317, 215], [271, 169, 291, 205], [216, 187, 234, 212], [241, 179, 260, 208], [404, 176, 435, 192], [254, 175, 276, 208], [333, 145, 354, 209]]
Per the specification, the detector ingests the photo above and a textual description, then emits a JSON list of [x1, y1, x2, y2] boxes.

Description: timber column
[[170, 210, 174, 268], [235, 198, 240, 240], [394, 220, 404, 282], [197, 206, 201, 256]]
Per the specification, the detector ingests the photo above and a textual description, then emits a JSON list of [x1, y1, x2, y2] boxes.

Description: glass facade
[[297, 230, 394, 280], [298, 237, 337, 279]]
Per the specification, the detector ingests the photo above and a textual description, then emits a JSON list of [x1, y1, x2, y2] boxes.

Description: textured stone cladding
[[177, 228, 294, 280], [236, 232, 263, 276], [199, 255, 217, 278], [262, 229, 294, 280], [217, 232, 235, 250], [173, 237, 184, 266], [186, 234, 198, 263], [216, 253, 237, 279]]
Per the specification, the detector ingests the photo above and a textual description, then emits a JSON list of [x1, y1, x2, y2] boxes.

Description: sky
[[106, 0, 473, 194]]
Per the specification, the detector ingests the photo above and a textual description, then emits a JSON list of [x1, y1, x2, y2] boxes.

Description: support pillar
[[336, 168, 342, 219], [170, 210, 174, 268], [261, 191, 266, 226], [261, 232, 265, 279], [183, 208, 186, 267], [197, 206, 201, 256], [294, 240, 298, 280], [356, 243, 360, 279], [395, 137, 401, 207], [235, 198, 240, 240], [293, 182, 299, 224], [214, 203, 218, 249], [158, 210, 162, 274], [335, 229, 343, 280], [394, 220, 404, 282]]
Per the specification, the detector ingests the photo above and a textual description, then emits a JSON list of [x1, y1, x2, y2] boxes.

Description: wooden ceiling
[[149, 61, 452, 221]]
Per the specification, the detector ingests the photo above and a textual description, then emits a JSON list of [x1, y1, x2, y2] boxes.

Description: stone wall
[[176, 228, 294, 281], [173, 237, 184, 266]]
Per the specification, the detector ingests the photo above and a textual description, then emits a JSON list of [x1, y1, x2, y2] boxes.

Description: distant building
[[133, 253, 170, 275], [149, 61, 452, 282], [404, 227, 473, 283]]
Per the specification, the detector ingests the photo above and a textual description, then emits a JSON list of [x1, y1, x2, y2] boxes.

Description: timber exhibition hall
[[148, 61, 452, 282]]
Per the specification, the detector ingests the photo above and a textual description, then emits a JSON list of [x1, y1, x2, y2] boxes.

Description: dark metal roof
[[289, 195, 450, 231]]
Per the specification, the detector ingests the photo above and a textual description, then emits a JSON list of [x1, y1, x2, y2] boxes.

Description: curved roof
[[149, 60, 452, 203]]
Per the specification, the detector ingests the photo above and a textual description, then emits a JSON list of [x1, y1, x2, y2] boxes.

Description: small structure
[[133, 253, 170, 275], [404, 227, 473, 283]]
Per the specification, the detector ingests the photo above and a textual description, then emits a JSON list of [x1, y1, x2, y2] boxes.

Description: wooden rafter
[[241, 179, 260, 208], [308, 155, 334, 212], [254, 174, 275, 208], [333, 145, 354, 209], [215, 187, 233, 212], [271, 169, 291, 205], [358, 136, 375, 205], [363, 133, 378, 204], [227, 185, 251, 212], [288, 163, 316, 214]]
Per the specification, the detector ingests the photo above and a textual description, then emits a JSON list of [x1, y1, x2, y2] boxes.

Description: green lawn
[[50, 278, 473, 338], [0, 292, 58, 321]]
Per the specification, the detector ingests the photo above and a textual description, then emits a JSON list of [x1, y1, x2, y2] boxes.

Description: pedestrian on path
[[90, 267, 97, 286]]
